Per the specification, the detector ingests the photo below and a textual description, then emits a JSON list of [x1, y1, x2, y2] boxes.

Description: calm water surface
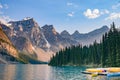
[[0, 64, 87, 80], [0, 64, 119, 80]]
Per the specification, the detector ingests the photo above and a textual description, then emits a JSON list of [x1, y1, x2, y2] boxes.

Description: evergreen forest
[[49, 22, 120, 67]]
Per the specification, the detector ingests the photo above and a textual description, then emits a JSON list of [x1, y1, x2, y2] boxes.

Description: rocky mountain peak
[[42, 24, 57, 35], [2, 18, 51, 52], [101, 25, 109, 30], [42, 24, 53, 29], [73, 30, 80, 35], [72, 30, 80, 38], [61, 30, 70, 35], [60, 30, 71, 39], [9, 17, 38, 32], [9, 17, 35, 24], [88, 25, 109, 36]]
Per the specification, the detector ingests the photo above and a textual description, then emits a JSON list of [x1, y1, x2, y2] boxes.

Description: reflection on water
[[0, 64, 119, 80], [0, 65, 87, 80], [2, 65, 16, 80]]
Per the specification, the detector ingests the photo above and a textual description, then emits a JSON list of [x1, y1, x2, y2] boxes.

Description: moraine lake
[[0, 64, 119, 80]]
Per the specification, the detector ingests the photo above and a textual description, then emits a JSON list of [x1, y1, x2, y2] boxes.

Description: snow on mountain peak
[[23, 17, 32, 21]]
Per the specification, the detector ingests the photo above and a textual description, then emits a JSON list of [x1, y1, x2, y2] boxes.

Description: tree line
[[49, 22, 120, 67]]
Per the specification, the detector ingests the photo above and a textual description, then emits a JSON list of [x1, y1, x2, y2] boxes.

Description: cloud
[[104, 10, 109, 14], [112, 3, 120, 9], [0, 4, 3, 14], [4, 4, 8, 9], [101, 9, 109, 14], [68, 12, 74, 17], [0, 3, 8, 14], [0, 3, 11, 25], [0, 16, 12, 24], [67, 2, 73, 6], [0, 4, 3, 9], [84, 9, 100, 19], [67, 2, 78, 8], [105, 13, 120, 20], [84, 9, 109, 19], [0, 3, 8, 9], [0, 16, 7, 24]]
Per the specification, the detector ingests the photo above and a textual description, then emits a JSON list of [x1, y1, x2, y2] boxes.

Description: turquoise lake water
[[0, 64, 119, 80]]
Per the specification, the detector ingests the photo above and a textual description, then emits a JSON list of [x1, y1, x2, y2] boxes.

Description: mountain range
[[0, 17, 109, 63]]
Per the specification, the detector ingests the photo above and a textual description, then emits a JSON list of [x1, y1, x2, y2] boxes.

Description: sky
[[0, 0, 120, 34]]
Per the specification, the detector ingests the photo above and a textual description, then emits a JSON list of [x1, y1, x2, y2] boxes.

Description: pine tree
[[49, 22, 120, 67]]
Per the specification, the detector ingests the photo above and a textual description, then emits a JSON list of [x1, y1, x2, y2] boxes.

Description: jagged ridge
[[0, 17, 110, 62]]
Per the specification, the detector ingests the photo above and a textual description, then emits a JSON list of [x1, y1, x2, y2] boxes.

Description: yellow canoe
[[86, 68, 120, 73], [109, 68, 120, 72], [86, 68, 103, 72]]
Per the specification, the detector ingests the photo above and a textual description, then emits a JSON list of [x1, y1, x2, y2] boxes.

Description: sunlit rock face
[[0, 26, 19, 63], [0, 18, 52, 62], [8, 18, 50, 51]]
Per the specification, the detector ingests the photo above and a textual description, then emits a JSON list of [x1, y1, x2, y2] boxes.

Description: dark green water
[[0, 64, 119, 80]]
